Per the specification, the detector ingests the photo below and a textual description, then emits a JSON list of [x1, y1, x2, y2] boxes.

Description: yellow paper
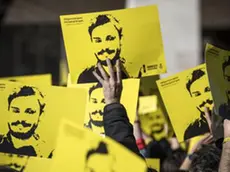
[[138, 96, 158, 115], [138, 94, 174, 141], [0, 74, 52, 85], [0, 153, 51, 172], [0, 153, 29, 171], [0, 81, 87, 158], [146, 158, 160, 172], [24, 157, 51, 172], [60, 5, 166, 84], [205, 44, 230, 117], [139, 76, 174, 140], [139, 105, 170, 141], [68, 79, 139, 136], [50, 120, 147, 172], [157, 64, 213, 142]]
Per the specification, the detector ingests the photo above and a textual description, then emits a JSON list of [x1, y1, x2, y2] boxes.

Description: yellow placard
[[0, 74, 52, 85], [139, 75, 174, 141], [205, 44, 230, 117], [50, 119, 147, 172], [24, 156, 51, 172], [139, 105, 171, 141], [60, 5, 166, 84], [68, 79, 140, 136], [138, 94, 174, 141], [157, 64, 213, 142], [138, 96, 158, 115], [0, 81, 87, 158], [146, 158, 160, 172], [0, 153, 51, 172]]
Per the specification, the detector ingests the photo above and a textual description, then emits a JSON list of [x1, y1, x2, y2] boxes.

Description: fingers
[[202, 133, 214, 144], [116, 59, 122, 85], [205, 135, 214, 144], [204, 107, 212, 133], [106, 58, 115, 81], [97, 63, 109, 81], [93, 71, 104, 85]]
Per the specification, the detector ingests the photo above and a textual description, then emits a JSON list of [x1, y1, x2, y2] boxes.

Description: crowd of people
[[0, 58, 229, 172], [0, 4, 229, 172], [92, 58, 230, 172]]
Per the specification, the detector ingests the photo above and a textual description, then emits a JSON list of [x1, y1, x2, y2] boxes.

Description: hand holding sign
[[93, 59, 122, 105]]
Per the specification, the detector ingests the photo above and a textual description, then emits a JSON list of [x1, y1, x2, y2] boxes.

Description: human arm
[[180, 107, 213, 171], [219, 119, 230, 172], [180, 133, 213, 171], [93, 58, 142, 157], [133, 113, 147, 156]]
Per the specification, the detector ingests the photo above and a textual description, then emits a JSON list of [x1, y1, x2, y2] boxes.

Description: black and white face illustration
[[7, 86, 45, 140], [88, 84, 105, 129], [140, 112, 165, 137], [88, 14, 123, 66], [186, 69, 213, 115], [222, 56, 230, 101], [85, 142, 115, 172]]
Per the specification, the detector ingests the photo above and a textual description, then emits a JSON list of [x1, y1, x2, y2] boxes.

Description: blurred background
[[0, 0, 229, 85]]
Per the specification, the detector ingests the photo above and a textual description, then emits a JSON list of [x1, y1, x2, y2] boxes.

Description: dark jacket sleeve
[[103, 103, 143, 158]]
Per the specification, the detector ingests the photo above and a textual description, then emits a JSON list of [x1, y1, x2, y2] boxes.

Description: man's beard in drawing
[[89, 110, 104, 127], [8, 121, 38, 140], [95, 48, 121, 66]]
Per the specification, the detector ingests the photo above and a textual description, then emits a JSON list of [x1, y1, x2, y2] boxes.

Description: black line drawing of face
[[88, 84, 105, 128], [222, 56, 230, 101], [186, 69, 213, 115], [85, 141, 115, 172], [143, 112, 165, 135], [149, 114, 165, 137], [88, 14, 123, 66], [7, 86, 46, 140]]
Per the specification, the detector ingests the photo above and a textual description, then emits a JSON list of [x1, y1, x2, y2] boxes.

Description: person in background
[[133, 95, 148, 157], [134, 112, 147, 157], [133, 92, 175, 165], [190, 144, 221, 172], [218, 114, 230, 172], [161, 148, 187, 172], [133, 110, 173, 164]]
